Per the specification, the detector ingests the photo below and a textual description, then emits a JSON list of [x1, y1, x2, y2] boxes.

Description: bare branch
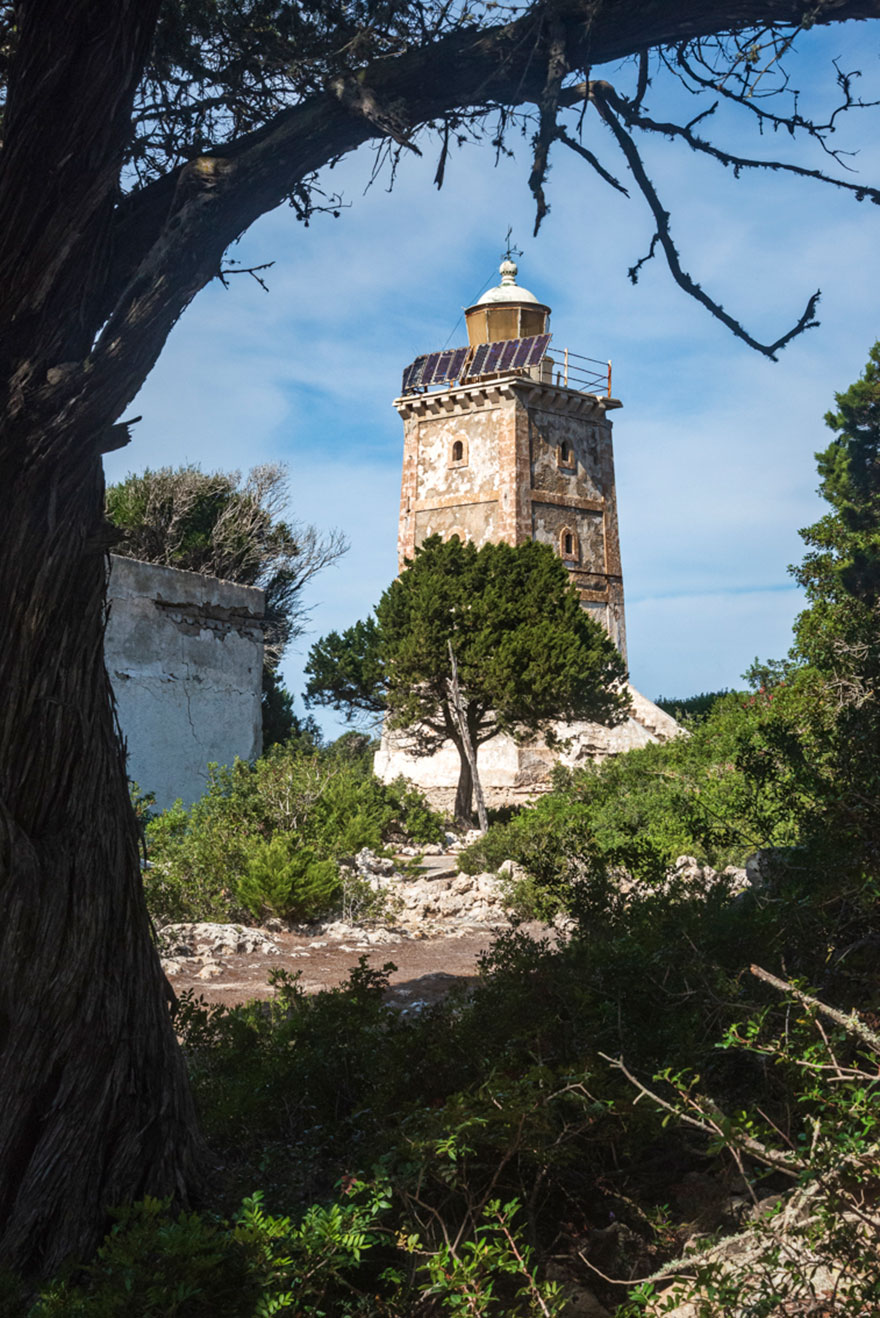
[[599, 82, 880, 204], [556, 125, 629, 196], [669, 41, 880, 168], [599, 1052, 805, 1175], [750, 964, 880, 1054], [591, 82, 822, 360], [434, 116, 451, 189], [630, 48, 650, 112], [217, 259, 275, 292], [528, 17, 568, 234]]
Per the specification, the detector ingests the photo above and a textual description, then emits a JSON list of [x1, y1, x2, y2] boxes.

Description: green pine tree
[[305, 535, 629, 824]]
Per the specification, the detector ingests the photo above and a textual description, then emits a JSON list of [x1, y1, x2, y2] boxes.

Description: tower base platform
[[373, 685, 680, 813]]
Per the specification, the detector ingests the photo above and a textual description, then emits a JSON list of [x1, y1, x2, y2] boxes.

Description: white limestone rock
[[196, 960, 222, 980], [158, 922, 279, 959], [355, 848, 400, 877]]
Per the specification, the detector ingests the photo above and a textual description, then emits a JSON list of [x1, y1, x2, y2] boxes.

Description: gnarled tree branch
[[590, 80, 822, 359], [529, 16, 569, 233]]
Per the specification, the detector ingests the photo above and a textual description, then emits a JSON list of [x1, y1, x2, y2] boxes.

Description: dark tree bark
[[453, 750, 476, 829], [446, 643, 489, 831], [0, 448, 204, 1278], [0, 0, 204, 1279], [2, 0, 880, 1279]]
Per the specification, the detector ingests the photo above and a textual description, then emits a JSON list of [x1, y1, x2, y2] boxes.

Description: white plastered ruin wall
[[105, 556, 264, 809]]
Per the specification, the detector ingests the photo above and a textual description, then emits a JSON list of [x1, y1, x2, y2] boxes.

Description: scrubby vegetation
[[142, 735, 445, 925], [458, 675, 825, 917], [16, 856, 880, 1315], [12, 350, 880, 1313]]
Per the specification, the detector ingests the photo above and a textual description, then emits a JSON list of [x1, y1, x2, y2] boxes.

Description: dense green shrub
[[26, 1182, 565, 1316], [143, 739, 444, 924], [236, 836, 340, 922], [654, 689, 730, 720], [29, 1185, 396, 1317]]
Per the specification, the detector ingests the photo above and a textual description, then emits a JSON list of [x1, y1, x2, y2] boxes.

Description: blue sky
[[105, 23, 880, 736]]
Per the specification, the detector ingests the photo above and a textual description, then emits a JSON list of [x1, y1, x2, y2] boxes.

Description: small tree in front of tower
[[305, 535, 629, 827]]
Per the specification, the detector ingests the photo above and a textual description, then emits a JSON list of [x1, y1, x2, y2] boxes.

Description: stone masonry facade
[[395, 374, 627, 658]]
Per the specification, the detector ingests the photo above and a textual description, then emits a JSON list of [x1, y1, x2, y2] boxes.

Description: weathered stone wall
[[413, 500, 500, 548], [382, 368, 651, 803], [398, 383, 516, 563], [527, 396, 626, 656], [395, 375, 626, 659], [529, 409, 606, 500], [105, 556, 264, 809]]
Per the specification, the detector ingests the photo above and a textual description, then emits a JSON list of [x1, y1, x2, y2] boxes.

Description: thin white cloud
[[105, 28, 880, 739]]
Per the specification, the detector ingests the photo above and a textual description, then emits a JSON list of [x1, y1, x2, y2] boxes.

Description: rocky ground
[[158, 842, 550, 1011], [158, 846, 756, 1013]]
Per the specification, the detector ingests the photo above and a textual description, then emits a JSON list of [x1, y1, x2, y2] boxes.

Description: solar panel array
[[401, 346, 470, 393], [469, 333, 550, 378], [400, 333, 552, 394]]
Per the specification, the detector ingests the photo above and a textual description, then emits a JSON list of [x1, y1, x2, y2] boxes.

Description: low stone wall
[[106, 556, 264, 809]]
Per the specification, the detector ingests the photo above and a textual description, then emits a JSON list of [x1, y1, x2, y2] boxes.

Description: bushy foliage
[[144, 739, 444, 924], [20, 860, 880, 1315], [788, 342, 880, 873], [236, 836, 339, 923], [25, 1183, 565, 1317], [28, 1184, 396, 1317], [653, 690, 730, 720], [460, 682, 826, 918]]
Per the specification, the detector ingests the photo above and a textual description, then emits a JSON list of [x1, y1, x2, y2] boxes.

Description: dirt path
[[166, 924, 510, 1012], [162, 848, 565, 1012]]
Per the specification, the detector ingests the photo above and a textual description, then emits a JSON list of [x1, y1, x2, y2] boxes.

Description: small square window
[[559, 527, 579, 563]]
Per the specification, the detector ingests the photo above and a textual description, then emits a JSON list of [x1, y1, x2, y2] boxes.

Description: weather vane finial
[[503, 227, 522, 263]]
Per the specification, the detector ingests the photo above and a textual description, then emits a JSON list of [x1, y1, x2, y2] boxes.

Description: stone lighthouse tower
[[395, 259, 627, 656], [375, 260, 676, 808]]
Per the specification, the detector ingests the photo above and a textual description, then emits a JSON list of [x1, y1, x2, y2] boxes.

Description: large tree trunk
[[0, 0, 204, 1279], [0, 435, 205, 1278]]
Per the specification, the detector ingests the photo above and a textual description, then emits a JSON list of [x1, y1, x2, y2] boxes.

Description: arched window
[[559, 527, 579, 562], [449, 436, 468, 467]]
